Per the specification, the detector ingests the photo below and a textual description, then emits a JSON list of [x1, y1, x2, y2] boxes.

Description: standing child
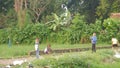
[[90, 33, 97, 53], [35, 38, 39, 58]]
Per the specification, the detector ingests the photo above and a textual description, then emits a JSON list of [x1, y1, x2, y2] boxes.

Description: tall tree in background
[[0, 0, 13, 13], [29, 0, 51, 23], [14, 0, 28, 29], [111, 0, 120, 12], [66, 0, 99, 24], [96, 0, 114, 23], [0, 0, 15, 28], [81, 0, 99, 23], [0, 0, 120, 29], [40, 0, 69, 25]]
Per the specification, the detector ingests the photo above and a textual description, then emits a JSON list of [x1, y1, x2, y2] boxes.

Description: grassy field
[[1, 43, 120, 68], [0, 43, 110, 58], [12, 49, 120, 68]]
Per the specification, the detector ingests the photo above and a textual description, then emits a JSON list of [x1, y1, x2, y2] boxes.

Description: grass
[[0, 44, 33, 58], [0, 43, 120, 68], [0, 43, 111, 58], [12, 49, 120, 68], [48, 43, 110, 49]]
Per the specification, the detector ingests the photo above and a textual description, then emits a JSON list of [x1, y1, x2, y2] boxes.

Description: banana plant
[[46, 9, 71, 31]]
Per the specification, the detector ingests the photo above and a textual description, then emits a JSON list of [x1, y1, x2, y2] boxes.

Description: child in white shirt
[[44, 44, 52, 54], [112, 38, 119, 54]]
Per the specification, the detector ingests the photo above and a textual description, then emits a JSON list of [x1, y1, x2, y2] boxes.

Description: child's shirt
[[44, 47, 48, 53], [35, 39, 39, 50], [112, 38, 118, 44], [91, 36, 97, 44]]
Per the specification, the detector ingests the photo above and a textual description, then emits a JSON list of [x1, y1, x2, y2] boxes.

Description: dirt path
[[0, 56, 36, 66]]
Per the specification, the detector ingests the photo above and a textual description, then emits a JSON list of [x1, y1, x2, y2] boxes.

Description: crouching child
[[44, 44, 52, 54]]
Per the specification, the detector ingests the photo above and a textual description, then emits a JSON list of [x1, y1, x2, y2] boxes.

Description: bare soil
[[0, 56, 35, 66]]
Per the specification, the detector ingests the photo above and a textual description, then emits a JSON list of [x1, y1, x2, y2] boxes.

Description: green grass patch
[[0, 44, 33, 58], [29, 49, 120, 68], [0, 43, 110, 58], [2, 48, 120, 68]]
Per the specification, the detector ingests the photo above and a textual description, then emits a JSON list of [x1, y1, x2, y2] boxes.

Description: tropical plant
[[103, 18, 120, 42]]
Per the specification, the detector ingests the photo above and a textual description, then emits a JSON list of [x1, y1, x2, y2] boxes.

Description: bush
[[0, 29, 8, 44], [0, 15, 119, 44], [102, 18, 120, 42], [31, 49, 119, 68], [32, 55, 88, 68], [0, 23, 50, 44]]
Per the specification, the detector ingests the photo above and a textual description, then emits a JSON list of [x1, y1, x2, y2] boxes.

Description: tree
[[0, 0, 15, 28], [66, 0, 99, 23], [0, 0, 14, 13], [80, 0, 99, 23], [111, 0, 120, 12], [96, 0, 114, 23], [28, 0, 51, 23], [14, 0, 28, 29]]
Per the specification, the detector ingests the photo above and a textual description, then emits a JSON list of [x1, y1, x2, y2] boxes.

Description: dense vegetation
[[0, 0, 120, 44]]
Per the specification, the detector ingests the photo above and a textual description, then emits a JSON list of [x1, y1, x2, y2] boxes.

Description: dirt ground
[[0, 54, 63, 67], [0, 56, 36, 66]]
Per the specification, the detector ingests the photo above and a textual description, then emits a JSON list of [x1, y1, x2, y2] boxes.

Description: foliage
[[96, 0, 120, 22], [0, 13, 119, 44], [0, 0, 14, 13], [0, 0, 120, 28], [69, 13, 87, 43], [3, 23, 50, 44], [0, 29, 8, 43], [30, 49, 120, 68], [46, 7, 71, 31], [103, 18, 120, 42], [68, 14, 102, 44], [111, 0, 120, 12], [28, 0, 51, 23], [32, 54, 88, 68], [0, 9, 17, 28], [96, 0, 110, 20]]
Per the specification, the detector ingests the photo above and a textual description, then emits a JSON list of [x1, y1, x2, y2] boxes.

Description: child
[[90, 33, 97, 53], [35, 38, 39, 58], [112, 38, 119, 54], [44, 44, 52, 54]]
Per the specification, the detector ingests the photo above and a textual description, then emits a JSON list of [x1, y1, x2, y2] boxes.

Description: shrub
[[2, 23, 50, 44], [103, 18, 120, 42]]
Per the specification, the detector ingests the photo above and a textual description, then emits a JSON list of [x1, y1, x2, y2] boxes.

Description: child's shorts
[[112, 44, 118, 47]]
